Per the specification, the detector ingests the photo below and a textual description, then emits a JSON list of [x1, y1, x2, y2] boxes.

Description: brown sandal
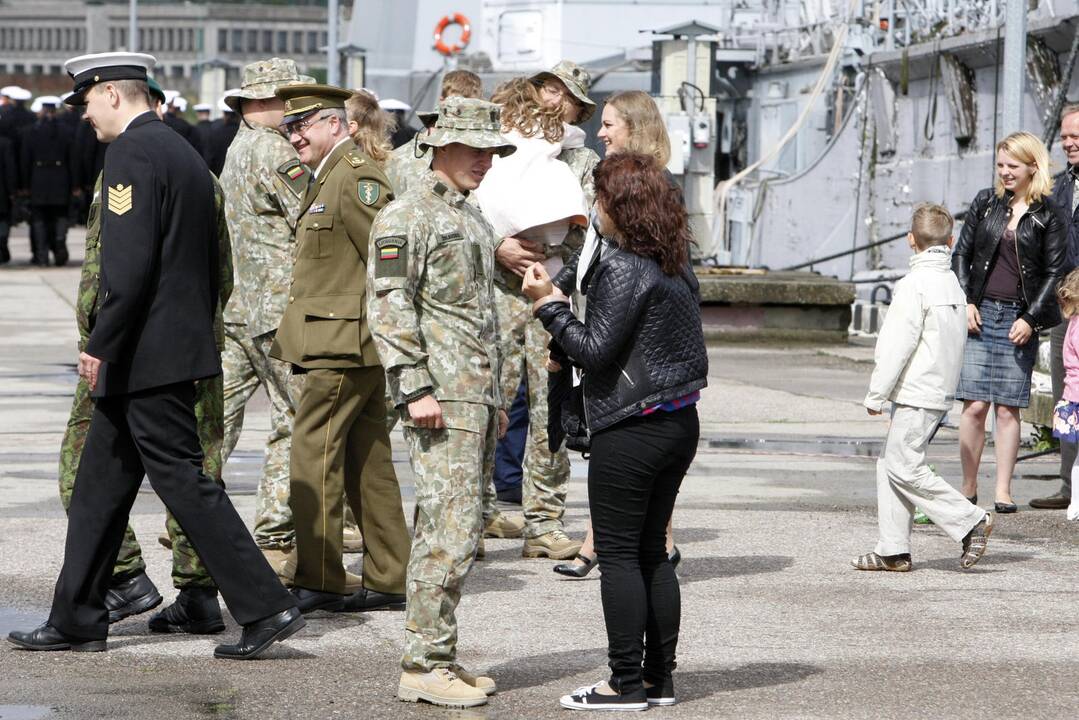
[[960, 513, 993, 569], [851, 551, 912, 572]]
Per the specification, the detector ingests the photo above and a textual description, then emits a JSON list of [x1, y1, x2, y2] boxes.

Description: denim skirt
[[956, 298, 1038, 408]]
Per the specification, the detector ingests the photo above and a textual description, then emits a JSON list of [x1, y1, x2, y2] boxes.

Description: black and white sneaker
[[559, 682, 648, 711], [645, 678, 675, 706]]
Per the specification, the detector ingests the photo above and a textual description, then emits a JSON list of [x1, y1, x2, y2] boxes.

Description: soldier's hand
[[78, 352, 102, 391], [522, 263, 554, 301], [497, 409, 509, 439], [408, 395, 444, 430], [496, 236, 545, 277]]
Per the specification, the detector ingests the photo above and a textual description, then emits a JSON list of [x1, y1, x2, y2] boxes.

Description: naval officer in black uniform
[[6, 52, 303, 660]]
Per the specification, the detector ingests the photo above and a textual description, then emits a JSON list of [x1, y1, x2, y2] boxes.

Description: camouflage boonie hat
[[419, 97, 516, 157], [530, 60, 595, 124], [224, 57, 314, 112]]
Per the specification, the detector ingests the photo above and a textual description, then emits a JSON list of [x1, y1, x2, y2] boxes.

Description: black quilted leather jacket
[[538, 246, 708, 433], [953, 187, 1069, 331]]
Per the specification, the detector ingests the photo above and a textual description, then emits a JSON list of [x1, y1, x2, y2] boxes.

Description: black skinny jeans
[[589, 405, 699, 694]]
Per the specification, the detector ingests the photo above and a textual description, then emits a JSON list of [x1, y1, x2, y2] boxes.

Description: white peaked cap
[[378, 98, 411, 112], [1, 86, 32, 101]]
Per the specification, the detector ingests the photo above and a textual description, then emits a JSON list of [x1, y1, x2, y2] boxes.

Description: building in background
[[0, 0, 342, 110]]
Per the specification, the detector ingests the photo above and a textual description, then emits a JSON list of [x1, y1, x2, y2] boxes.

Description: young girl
[[1051, 267, 1079, 521], [475, 77, 588, 276]]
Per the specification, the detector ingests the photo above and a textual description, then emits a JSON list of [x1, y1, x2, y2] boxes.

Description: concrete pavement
[[1, 228, 1078, 719]]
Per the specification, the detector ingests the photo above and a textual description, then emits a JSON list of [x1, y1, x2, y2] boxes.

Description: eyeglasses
[[281, 113, 333, 137]]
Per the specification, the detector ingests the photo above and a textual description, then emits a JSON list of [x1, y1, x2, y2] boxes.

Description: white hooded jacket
[[864, 245, 968, 412]]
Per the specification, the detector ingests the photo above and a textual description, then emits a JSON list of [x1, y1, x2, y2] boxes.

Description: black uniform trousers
[[49, 380, 294, 641], [30, 204, 68, 265]]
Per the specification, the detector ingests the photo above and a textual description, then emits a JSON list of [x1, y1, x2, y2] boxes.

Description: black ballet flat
[[553, 553, 597, 579], [994, 502, 1017, 514], [669, 546, 681, 568], [966, 494, 978, 505]]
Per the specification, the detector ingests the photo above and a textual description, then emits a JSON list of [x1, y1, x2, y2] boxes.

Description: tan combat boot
[[522, 529, 582, 560], [452, 664, 497, 696], [280, 551, 362, 591], [342, 525, 364, 554], [264, 547, 295, 585], [483, 512, 525, 539], [398, 668, 488, 708]]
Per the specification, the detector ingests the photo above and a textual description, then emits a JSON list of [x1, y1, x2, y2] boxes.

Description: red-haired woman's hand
[[522, 262, 554, 301]]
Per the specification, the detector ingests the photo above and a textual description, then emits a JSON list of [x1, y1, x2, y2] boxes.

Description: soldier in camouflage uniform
[[57, 162, 234, 632], [219, 60, 309, 565], [369, 97, 514, 709], [487, 61, 600, 559]]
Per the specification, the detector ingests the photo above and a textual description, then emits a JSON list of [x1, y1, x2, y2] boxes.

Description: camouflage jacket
[[384, 137, 430, 197], [219, 122, 308, 337], [368, 172, 502, 416], [77, 172, 233, 352]]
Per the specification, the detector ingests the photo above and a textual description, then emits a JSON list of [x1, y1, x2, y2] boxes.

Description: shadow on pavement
[[916, 551, 1036, 573], [679, 662, 823, 701], [679, 555, 794, 584], [486, 646, 608, 691]]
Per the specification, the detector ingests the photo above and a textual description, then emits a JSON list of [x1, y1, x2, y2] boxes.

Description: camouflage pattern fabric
[[485, 144, 598, 537], [218, 122, 305, 336], [368, 169, 503, 672], [58, 172, 233, 588], [400, 403, 497, 671], [218, 121, 308, 548], [220, 328, 302, 549], [384, 137, 430, 197]]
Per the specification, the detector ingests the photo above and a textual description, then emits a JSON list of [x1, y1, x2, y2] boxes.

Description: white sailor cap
[[378, 98, 411, 112], [31, 96, 62, 113], [193, 103, 212, 113], [1, 86, 32, 101], [64, 52, 156, 105], [219, 92, 238, 114]]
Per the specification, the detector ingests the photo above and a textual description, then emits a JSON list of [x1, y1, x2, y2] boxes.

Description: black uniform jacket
[[20, 117, 73, 206], [86, 111, 221, 397]]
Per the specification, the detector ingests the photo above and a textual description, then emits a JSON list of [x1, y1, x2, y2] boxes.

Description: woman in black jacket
[[524, 153, 708, 711], [953, 131, 1069, 513]]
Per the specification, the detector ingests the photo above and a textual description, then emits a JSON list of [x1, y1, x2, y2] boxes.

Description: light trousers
[[876, 404, 986, 557]]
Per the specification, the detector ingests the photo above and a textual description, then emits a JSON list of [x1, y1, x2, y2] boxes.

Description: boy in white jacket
[[854, 204, 992, 572]]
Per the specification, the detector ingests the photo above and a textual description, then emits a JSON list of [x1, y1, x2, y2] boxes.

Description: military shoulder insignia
[[276, 159, 309, 198], [374, 235, 407, 278], [344, 152, 365, 168], [358, 180, 381, 206], [108, 183, 132, 215]]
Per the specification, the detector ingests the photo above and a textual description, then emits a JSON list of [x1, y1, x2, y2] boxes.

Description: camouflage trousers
[[58, 374, 225, 589], [494, 282, 570, 538], [401, 402, 497, 672], [221, 327, 300, 550]]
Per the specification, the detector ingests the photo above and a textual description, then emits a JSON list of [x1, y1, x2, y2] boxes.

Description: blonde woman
[[553, 91, 682, 578], [954, 131, 1069, 513], [345, 90, 392, 167]]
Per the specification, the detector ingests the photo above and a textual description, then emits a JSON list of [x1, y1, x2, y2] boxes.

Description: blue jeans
[[493, 380, 527, 492]]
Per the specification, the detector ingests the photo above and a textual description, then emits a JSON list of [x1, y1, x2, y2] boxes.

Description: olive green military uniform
[[368, 97, 514, 672], [57, 172, 233, 589], [270, 85, 410, 597]]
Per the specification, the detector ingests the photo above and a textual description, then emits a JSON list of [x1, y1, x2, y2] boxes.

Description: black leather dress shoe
[[106, 572, 163, 624], [290, 586, 347, 614], [7, 624, 105, 652], [149, 588, 225, 634], [340, 587, 406, 612], [213, 607, 305, 660]]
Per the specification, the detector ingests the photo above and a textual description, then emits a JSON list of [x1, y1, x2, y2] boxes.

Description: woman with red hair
[[524, 152, 708, 711]]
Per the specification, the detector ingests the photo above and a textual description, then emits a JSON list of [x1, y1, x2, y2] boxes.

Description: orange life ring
[[433, 13, 471, 56]]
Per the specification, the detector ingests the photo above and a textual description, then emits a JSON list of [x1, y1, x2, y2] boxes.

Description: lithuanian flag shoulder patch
[[374, 235, 407, 279]]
